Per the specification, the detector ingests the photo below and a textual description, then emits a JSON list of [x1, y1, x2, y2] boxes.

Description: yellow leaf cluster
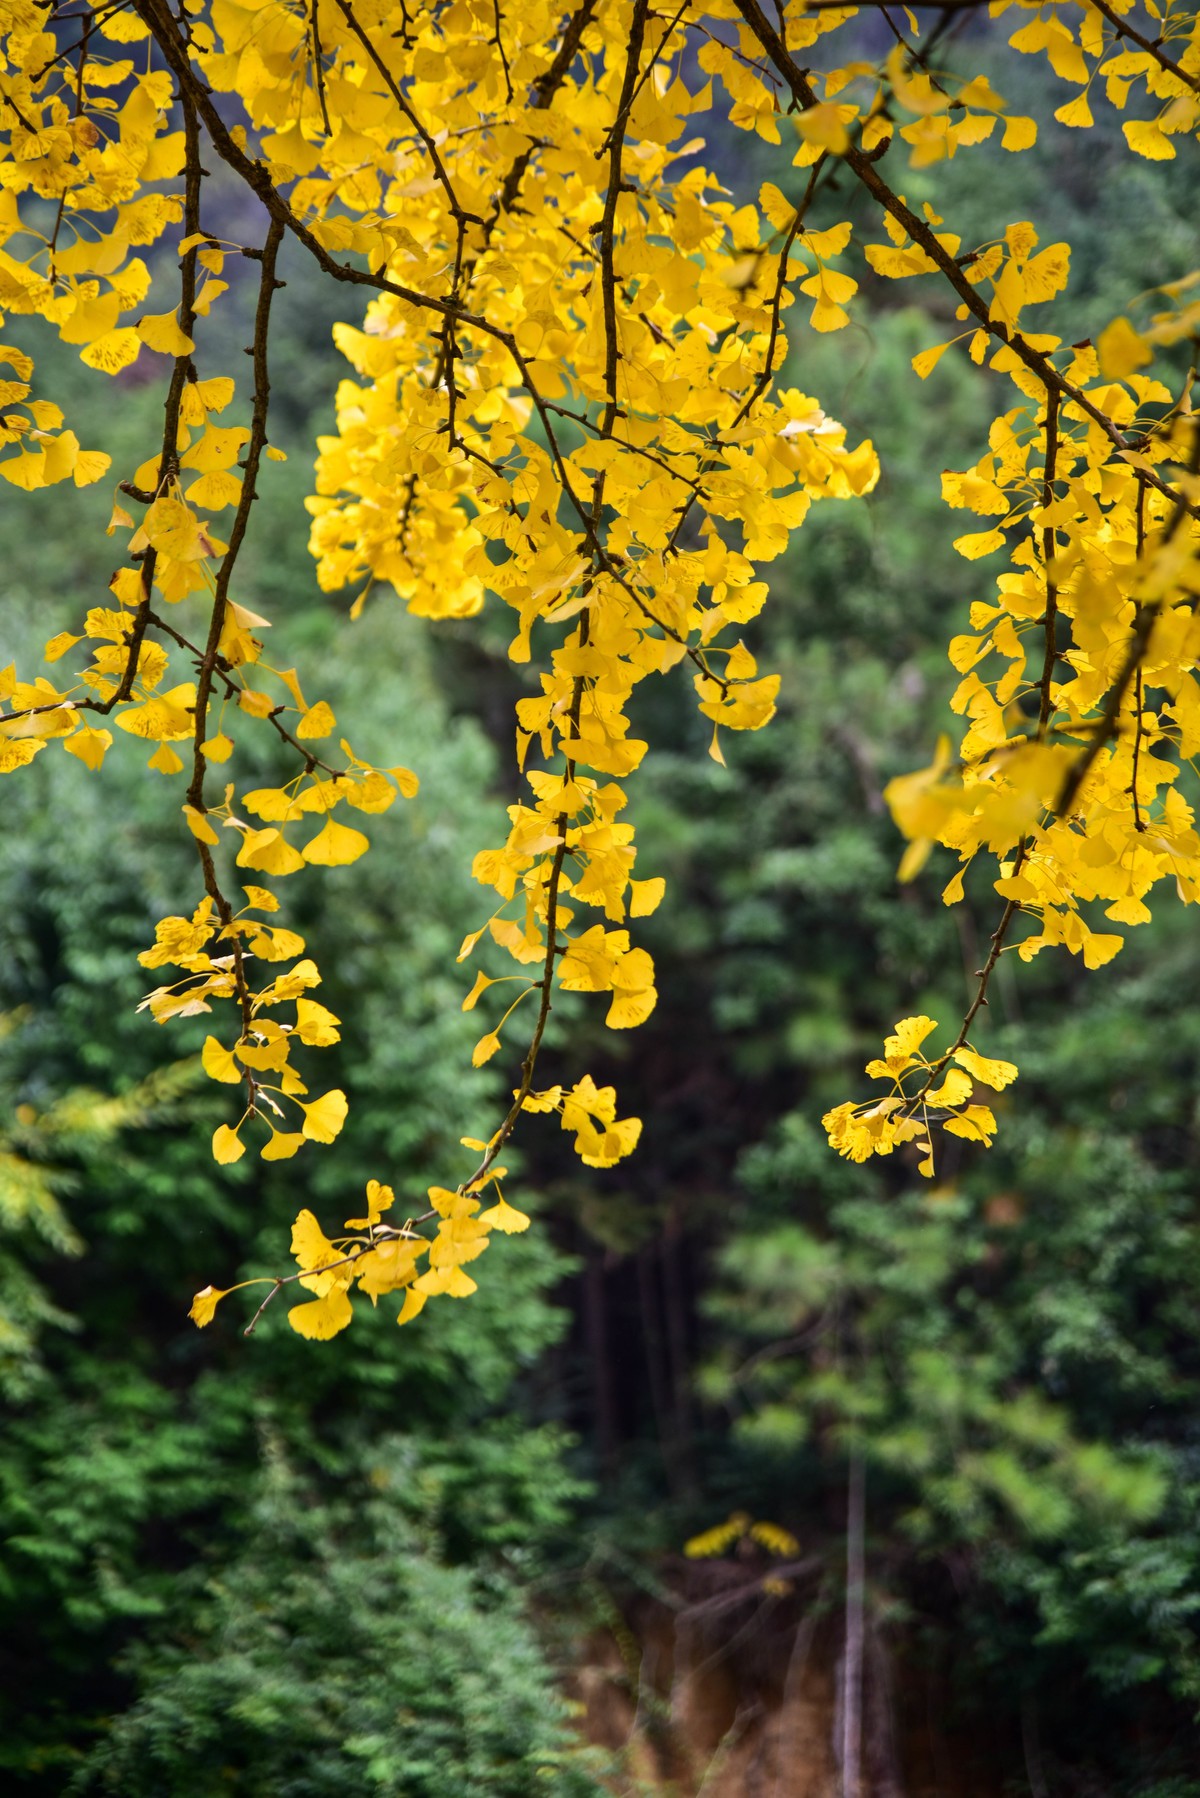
[[0, 0, 1196, 1332]]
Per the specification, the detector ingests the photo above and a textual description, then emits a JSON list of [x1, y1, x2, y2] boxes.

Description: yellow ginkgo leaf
[[302, 818, 369, 866], [477, 1196, 531, 1234], [235, 1037, 291, 1071], [147, 741, 184, 774], [235, 827, 305, 877], [202, 731, 234, 762], [629, 877, 665, 916], [116, 684, 196, 741], [294, 997, 341, 1046], [242, 885, 279, 912], [462, 971, 496, 1012], [212, 1124, 245, 1164], [952, 1047, 1019, 1090], [296, 701, 335, 740], [262, 1129, 306, 1160], [63, 726, 112, 771], [301, 1089, 348, 1143], [80, 328, 141, 374], [44, 631, 81, 662], [189, 1284, 230, 1327], [202, 1035, 241, 1084], [137, 310, 196, 356], [186, 469, 242, 510], [396, 1287, 428, 1327], [183, 804, 220, 844], [287, 1286, 354, 1339], [291, 1208, 336, 1269]]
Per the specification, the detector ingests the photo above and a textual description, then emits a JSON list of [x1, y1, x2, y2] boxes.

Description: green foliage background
[[2, 28, 1199, 1794]]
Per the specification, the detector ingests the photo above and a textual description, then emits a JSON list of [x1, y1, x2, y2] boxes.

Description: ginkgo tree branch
[[1088, 0, 1200, 98], [729, 0, 1198, 523], [186, 217, 287, 1076], [1035, 388, 1061, 741], [458, 1, 652, 1196], [1054, 419, 1200, 821], [134, 0, 742, 704], [4, 0, 1195, 1318]]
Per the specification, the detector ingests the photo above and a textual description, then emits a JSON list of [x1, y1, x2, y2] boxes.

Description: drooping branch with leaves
[[0, 0, 1196, 1338]]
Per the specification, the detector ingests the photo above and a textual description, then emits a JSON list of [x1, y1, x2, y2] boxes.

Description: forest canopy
[[0, 0, 1198, 1342]]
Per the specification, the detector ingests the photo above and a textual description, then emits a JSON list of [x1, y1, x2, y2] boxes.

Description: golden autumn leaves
[[189, 1174, 532, 1336], [0, 0, 1198, 1328], [828, 239, 1200, 1168], [824, 1017, 1019, 1179]]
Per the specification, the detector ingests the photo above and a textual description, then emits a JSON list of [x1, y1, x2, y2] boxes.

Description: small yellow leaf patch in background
[[750, 1519, 800, 1557], [685, 1514, 750, 1558]]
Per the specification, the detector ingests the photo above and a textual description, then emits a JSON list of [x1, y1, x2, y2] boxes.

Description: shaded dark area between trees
[[2, 22, 1199, 1798]]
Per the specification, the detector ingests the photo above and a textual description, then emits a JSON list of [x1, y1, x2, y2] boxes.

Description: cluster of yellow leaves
[[824, 1016, 1019, 1177], [0, 0, 191, 484], [190, 1172, 531, 1335], [833, 255, 1199, 1165], [282, 0, 877, 1213], [684, 1511, 799, 1559], [2, 0, 1199, 1322], [684, 1510, 800, 1592]]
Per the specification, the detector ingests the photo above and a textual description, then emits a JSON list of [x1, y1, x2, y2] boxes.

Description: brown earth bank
[[568, 1558, 1019, 1798]]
